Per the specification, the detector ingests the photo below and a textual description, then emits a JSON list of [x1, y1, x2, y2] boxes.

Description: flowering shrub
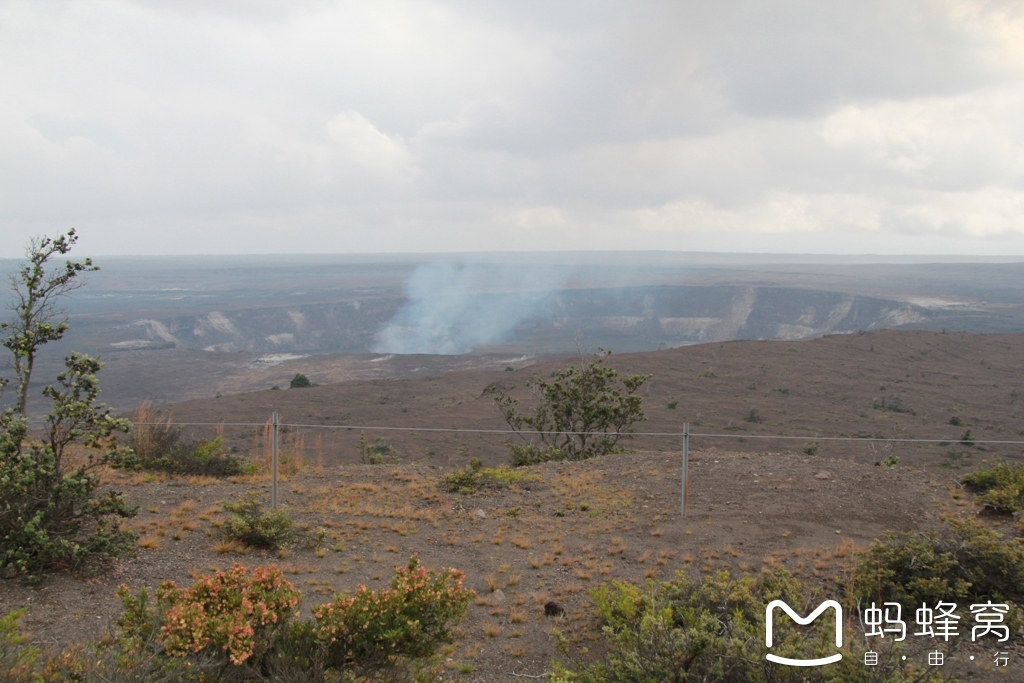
[[111, 556, 471, 680], [159, 564, 301, 665], [312, 554, 473, 671], [119, 563, 301, 666]]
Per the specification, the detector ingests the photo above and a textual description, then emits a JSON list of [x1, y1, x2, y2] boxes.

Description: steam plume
[[372, 261, 567, 354]]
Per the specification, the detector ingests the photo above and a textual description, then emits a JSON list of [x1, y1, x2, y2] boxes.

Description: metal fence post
[[681, 423, 689, 517], [272, 412, 279, 509]]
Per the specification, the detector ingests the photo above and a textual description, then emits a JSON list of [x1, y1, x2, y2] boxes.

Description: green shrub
[[2, 604, 201, 683], [508, 443, 566, 467], [0, 356, 136, 579], [118, 435, 250, 477], [0, 232, 138, 579], [879, 455, 899, 468], [941, 449, 971, 470], [496, 353, 648, 463], [222, 492, 295, 549], [440, 462, 540, 494], [290, 373, 312, 388], [855, 516, 1024, 614], [0, 609, 39, 683], [357, 431, 400, 465], [311, 555, 472, 673], [949, 415, 962, 426], [559, 568, 935, 683], [482, 464, 541, 488], [961, 461, 1024, 512], [440, 466, 480, 494], [873, 395, 911, 413], [116, 408, 250, 477]]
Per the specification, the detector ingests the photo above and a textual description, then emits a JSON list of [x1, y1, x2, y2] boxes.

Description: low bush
[[555, 568, 935, 683], [0, 609, 39, 683], [222, 492, 295, 549], [872, 395, 912, 413], [508, 443, 566, 467], [961, 461, 1024, 512], [312, 555, 473, 673], [119, 564, 302, 666], [2, 556, 471, 682], [116, 406, 251, 476], [855, 516, 1024, 614], [357, 431, 400, 465], [441, 459, 541, 493]]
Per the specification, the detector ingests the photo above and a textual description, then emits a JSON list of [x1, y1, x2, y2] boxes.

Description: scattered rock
[[474, 509, 486, 519], [491, 589, 506, 604], [814, 471, 831, 480]]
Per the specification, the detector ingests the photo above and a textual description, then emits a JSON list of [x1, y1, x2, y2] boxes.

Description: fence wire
[[129, 421, 1024, 445]]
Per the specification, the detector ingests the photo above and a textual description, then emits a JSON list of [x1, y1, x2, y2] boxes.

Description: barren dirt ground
[[2, 448, 1016, 681], [153, 330, 1024, 474]]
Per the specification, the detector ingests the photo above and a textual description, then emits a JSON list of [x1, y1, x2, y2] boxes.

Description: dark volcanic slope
[[156, 330, 1024, 471]]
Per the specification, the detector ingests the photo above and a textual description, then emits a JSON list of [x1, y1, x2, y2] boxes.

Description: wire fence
[[122, 415, 1020, 515], [132, 420, 1024, 445]]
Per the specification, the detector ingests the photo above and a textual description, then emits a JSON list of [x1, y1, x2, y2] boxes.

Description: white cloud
[[821, 89, 1024, 186], [1, 0, 1024, 255], [325, 110, 414, 179]]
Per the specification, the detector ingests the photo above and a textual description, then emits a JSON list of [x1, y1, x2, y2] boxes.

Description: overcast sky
[[2, 0, 1024, 257]]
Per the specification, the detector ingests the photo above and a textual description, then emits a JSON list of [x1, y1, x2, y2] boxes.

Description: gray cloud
[[1, 0, 1023, 256]]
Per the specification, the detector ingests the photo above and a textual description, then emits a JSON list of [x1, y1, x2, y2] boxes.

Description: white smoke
[[372, 261, 568, 354]]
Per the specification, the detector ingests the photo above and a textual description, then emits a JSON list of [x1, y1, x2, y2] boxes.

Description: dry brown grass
[[511, 535, 531, 549]]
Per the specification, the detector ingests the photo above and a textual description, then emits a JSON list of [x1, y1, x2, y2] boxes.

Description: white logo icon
[[765, 600, 843, 666]]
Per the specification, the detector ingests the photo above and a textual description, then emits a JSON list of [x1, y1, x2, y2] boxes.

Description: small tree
[[289, 373, 312, 388], [495, 352, 648, 464], [0, 231, 135, 578], [1, 229, 97, 414]]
